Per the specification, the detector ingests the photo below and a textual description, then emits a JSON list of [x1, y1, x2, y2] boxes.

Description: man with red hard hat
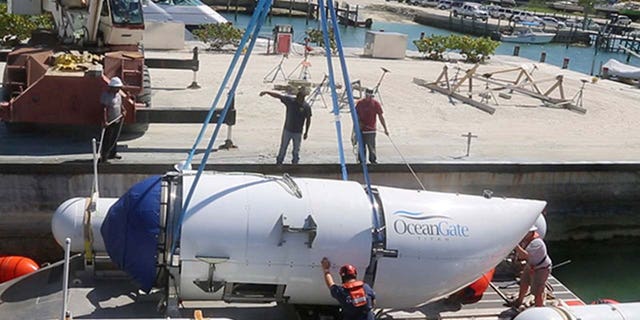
[[321, 257, 376, 320]]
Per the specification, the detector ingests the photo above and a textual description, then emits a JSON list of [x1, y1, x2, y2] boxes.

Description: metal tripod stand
[[263, 54, 288, 83], [288, 38, 313, 80], [306, 74, 330, 108], [370, 67, 390, 105]]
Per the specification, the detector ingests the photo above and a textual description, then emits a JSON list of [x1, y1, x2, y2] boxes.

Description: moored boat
[[501, 28, 556, 44]]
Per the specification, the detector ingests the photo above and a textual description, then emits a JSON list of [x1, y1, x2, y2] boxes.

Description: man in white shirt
[[100, 77, 126, 162], [512, 225, 552, 308]]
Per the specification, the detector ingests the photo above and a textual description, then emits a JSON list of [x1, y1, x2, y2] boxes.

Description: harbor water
[[222, 13, 640, 75], [548, 237, 640, 303]]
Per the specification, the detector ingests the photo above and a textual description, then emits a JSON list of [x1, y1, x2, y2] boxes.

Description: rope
[[385, 134, 426, 191]]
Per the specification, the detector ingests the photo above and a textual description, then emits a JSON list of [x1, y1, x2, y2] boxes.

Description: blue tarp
[[101, 175, 162, 292]]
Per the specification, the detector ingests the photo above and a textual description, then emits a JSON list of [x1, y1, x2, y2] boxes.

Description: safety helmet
[[339, 264, 358, 278], [109, 76, 124, 88]]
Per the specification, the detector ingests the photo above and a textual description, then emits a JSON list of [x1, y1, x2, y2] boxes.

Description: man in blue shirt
[[260, 88, 311, 165], [321, 257, 376, 320]]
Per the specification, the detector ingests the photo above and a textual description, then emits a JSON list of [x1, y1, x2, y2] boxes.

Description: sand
[[128, 38, 640, 165]]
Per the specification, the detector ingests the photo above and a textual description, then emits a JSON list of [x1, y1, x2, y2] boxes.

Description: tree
[[0, 4, 53, 47], [193, 23, 244, 51]]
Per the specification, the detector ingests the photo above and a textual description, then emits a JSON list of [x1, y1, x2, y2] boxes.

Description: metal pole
[[91, 138, 99, 195], [184, 0, 268, 168], [318, 0, 348, 181], [175, 0, 273, 257], [462, 132, 477, 157], [327, 0, 382, 241], [61, 238, 71, 320]]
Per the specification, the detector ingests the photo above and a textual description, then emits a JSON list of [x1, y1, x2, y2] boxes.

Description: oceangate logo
[[392, 210, 470, 238]]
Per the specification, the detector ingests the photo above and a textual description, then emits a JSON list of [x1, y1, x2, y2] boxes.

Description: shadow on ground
[[0, 123, 145, 156]]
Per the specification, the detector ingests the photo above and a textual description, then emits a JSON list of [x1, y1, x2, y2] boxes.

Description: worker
[[355, 88, 388, 164], [510, 225, 552, 309], [259, 88, 312, 165], [99, 76, 126, 163], [321, 257, 376, 320]]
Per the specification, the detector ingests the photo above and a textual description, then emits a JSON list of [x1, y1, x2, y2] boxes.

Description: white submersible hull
[[52, 171, 546, 309]]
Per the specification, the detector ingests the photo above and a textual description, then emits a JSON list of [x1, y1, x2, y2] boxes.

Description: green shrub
[[413, 34, 448, 60], [472, 37, 501, 62], [414, 34, 499, 63], [306, 28, 337, 53], [193, 23, 244, 51], [0, 4, 54, 47]]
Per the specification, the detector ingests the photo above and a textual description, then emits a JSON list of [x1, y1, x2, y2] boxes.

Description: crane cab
[[9, 0, 144, 47], [99, 0, 145, 46]]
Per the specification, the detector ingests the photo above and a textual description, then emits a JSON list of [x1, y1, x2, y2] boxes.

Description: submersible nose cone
[[51, 197, 87, 251]]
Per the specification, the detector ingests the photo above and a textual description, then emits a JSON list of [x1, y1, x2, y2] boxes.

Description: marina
[[221, 12, 640, 75], [1, 0, 640, 318]]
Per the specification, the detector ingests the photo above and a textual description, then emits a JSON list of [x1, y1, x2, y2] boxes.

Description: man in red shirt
[[355, 89, 388, 164]]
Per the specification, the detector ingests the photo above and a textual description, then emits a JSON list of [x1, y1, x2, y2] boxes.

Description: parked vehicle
[[452, 2, 489, 21], [437, 0, 453, 9], [540, 16, 567, 29], [494, 6, 514, 19], [512, 10, 542, 23], [611, 14, 632, 26], [419, 0, 440, 7], [564, 18, 599, 30], [1, 0, 151, 133], [450, 1, 464, 12], [487, 5, 501, 18]]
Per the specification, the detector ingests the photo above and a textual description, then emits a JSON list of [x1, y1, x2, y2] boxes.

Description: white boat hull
[[514, 302, 640, 320], [501, 33, 555, 44]]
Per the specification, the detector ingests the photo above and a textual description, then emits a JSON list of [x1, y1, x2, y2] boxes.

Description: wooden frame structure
[[414, 64, 587, 115]]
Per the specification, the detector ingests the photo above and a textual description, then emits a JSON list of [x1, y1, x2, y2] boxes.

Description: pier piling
[[513, 46, 520, 56], [540, 52, 547, 63]]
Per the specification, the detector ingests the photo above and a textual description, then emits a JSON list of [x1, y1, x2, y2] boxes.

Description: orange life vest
[[343, 280, 368, 307]]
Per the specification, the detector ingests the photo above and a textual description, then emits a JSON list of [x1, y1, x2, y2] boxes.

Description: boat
[[142, 0, 228, 30], [602, 59, 640, 80], [501, 28, 556, 44]]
